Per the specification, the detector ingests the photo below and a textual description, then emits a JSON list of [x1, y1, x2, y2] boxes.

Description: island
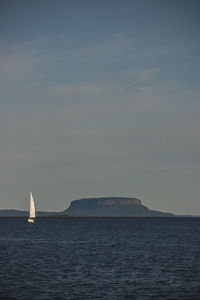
[[0, 197, 174, 217], [62, 197, 174, 217]]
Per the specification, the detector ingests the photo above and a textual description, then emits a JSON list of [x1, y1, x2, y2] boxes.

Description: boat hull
[[28, 218, 34, 223]]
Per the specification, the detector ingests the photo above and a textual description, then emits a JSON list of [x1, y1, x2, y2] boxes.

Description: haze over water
[[0, 217, 200, 299]]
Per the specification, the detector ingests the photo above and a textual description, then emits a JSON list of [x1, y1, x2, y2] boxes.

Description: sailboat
[[28, 192, 36, 223]]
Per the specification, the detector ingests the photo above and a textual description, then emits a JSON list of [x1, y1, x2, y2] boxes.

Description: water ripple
[[0, 218, 200, 299]]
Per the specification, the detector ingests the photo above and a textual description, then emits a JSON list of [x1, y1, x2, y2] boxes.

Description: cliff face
[[96, 198, 141, 206], [64, 197, 174, 217]]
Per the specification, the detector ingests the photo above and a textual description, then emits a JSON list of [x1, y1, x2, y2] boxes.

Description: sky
[[0, 0, 200, 214]]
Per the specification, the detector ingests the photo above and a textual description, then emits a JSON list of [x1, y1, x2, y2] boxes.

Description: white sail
[[29, 192, 35, 218]]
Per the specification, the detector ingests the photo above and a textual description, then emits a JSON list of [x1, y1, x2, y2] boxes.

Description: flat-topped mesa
[[64, 197, 174, 217], [97, 197, 141, 206], [69, 197, 142, 209]]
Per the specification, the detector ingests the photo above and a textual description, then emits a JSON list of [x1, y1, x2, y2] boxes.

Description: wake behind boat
[[28, 192, 36, 223]]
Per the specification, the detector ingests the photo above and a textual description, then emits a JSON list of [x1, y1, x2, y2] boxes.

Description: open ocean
[[0, 217, 200, 299]]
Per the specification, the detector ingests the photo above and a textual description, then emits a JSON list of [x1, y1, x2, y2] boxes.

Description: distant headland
[[0, 197, 175, 217], [63, 197, 174, 217]]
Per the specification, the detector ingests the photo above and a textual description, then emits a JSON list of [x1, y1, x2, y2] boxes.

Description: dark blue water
[[0, 218, 200, 299]]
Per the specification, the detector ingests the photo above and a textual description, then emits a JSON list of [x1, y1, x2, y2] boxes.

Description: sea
[[0, 217, 200, 300]]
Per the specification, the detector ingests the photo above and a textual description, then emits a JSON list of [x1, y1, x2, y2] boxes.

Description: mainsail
[[29, 192, 36, 218]]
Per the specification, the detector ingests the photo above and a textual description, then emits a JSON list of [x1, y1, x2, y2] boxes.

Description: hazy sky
[[0, 0, 200, 214]]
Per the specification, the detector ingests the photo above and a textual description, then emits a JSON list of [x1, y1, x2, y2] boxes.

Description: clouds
[[0, 40, 42, 85], [0, 1, 200, 213]]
